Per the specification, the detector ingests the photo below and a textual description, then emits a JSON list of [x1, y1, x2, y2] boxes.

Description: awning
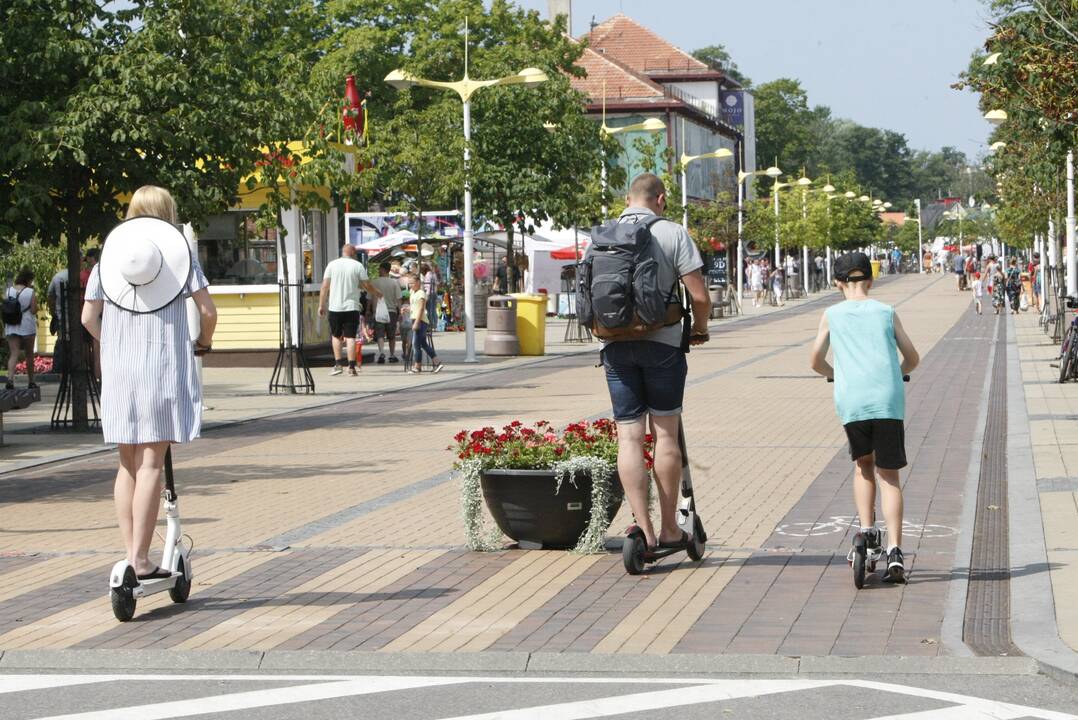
[[355, 229, 419, 252]]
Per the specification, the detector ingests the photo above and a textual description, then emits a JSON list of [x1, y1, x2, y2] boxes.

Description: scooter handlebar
[[826, 375, 910, 383]]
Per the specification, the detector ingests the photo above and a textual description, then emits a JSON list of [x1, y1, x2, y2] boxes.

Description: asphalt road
[[2, 671, 1076, 719]]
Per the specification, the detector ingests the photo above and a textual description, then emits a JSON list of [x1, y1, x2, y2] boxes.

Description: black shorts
[[328, 310, 360, 339], [844, 419, 907, 469]]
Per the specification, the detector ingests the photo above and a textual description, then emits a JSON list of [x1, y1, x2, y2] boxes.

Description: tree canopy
[[690, 44, 751, 87]]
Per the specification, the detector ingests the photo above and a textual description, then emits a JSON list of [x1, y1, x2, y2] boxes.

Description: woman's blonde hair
[[126, 185, 177, 224]]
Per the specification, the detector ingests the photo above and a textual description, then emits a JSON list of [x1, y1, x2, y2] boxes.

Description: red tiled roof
[[570, 46, 666, 104], [584, 14, 713, 77]]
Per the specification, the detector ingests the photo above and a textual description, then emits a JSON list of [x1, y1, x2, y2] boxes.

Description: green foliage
[[891, 220, 922, 253], [752, 78, 818, 194], [956, 0, 1078, 246], [0, 241, 65, 302], [690, 44, 751, 87]]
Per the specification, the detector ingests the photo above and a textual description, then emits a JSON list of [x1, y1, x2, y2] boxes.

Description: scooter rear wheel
[[111, 567, 138, 622], [623, 532, 646, 575], [852, 549, 867, 589], [686, 517, 706, 562], [169, 556, 191, 604]]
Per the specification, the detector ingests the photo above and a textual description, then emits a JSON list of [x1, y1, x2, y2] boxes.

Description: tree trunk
[[66, 234, 88, 431], [506, 222, 516, 293]]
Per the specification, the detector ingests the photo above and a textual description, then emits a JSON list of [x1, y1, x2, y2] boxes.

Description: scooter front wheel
[[111, 567, 138, 622], [169, 556, 191, 604], [852, 549, 867, 589], [623, 532, 647, 575], [686, 517, 706, 562]]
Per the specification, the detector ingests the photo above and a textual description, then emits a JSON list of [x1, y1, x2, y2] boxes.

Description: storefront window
[[300, 210, 329, 284], [198, 212, 278, 285]]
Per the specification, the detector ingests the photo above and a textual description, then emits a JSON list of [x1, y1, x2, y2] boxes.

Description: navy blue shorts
[[601, 341, 688, 423]]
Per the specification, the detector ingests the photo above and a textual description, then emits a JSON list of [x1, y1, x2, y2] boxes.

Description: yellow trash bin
[[870, 260, 881, 278], [511, 293, 548, 356]]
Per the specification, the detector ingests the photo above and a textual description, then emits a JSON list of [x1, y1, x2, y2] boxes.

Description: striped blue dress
[[85, 261, 209, 445]]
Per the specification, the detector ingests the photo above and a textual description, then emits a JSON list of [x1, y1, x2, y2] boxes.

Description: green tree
[[0, 0, 334, 426], [752, 78, 821, 194], [691, 44, 751, 87]]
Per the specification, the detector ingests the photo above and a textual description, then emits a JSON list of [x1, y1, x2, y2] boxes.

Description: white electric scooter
[[109, 447, 193, 621]]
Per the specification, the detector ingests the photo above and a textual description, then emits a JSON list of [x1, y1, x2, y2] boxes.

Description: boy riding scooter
[[809, 252, 920, 584]]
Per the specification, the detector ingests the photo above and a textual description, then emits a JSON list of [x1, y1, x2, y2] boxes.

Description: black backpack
[[576, 216, 682, 340], [1, 288, 26, 326]]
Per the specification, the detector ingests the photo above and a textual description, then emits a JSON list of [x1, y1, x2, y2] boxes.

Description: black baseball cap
[[833, 252, 873, 282]]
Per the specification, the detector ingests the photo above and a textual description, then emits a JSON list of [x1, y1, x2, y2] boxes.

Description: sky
[[510, 0, 996, 160]]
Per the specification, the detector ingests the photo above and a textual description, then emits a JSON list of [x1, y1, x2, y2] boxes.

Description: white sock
[[887, 544, 900, 554]]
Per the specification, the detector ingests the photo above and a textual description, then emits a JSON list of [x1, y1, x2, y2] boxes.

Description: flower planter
[[480, 468, 624, 549]]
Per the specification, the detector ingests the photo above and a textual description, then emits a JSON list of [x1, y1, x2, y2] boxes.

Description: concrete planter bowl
[[479, 468, 624, 549]]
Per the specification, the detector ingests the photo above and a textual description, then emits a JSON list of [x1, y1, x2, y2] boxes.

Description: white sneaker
[[329, 366, 343, 376]]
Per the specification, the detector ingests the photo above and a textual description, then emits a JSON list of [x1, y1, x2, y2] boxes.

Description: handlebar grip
[[827, 375, 910, 383]]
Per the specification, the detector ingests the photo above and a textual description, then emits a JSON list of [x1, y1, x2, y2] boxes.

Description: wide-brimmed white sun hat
[[99, 216, 192, 313]]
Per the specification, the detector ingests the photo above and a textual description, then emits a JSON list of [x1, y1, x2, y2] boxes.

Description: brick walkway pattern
[[1, 275, 1030, 657]]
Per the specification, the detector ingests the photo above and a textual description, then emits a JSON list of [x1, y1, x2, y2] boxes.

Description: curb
[[1005, 315, 1078, 685], [0, 649, 1041, 677]]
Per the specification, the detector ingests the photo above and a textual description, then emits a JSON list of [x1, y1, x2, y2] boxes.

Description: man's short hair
[[379, 261, 392, 273], [84, 248, 100, 261], [628, 173, 666, 202]]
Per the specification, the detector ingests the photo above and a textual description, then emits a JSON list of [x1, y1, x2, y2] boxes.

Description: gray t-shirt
[[611, 207, 703, 348], [370, 276, 403, 312]]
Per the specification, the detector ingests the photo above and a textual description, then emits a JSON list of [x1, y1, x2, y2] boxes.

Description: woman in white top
[[4, 267, 39, 390]]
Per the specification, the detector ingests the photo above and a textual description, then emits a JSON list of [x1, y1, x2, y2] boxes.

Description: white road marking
[[431, 680, 837, 720], [3, 674, 1072, 720], [847, 679, 1078, 720], [0, 675, 113, 695], [29, 676, 469, 720]]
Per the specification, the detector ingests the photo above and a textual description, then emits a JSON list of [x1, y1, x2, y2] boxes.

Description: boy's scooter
[[827, 374, 909, 588], [622, 418, 707, 574], [109, 447, 193, 621]]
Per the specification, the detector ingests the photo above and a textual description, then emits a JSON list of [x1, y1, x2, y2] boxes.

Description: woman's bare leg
[[131, 442, 169, 574], [114, 444, 138, 565]]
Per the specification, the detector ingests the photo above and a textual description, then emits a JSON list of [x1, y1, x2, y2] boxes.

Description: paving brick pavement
[[2, 274, 1038, 661], [1015, 307, 1078, 654]]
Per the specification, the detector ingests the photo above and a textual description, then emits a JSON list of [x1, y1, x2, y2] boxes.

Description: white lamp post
[[680, 147, 734, 228], [385, 23, 548, 363], [736, 163, 783, 303], [914, 198, 924, 273], [1068, 150, 1076, 297]]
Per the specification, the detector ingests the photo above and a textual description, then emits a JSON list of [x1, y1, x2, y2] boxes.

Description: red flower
[[454, 430, 468, 442]]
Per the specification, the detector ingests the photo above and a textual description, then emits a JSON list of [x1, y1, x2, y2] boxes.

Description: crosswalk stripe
[[30, 677, 469, 720], [431, 680, 837, 719]]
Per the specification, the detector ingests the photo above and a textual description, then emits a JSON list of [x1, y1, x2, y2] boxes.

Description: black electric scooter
[[622, 418, 707, 574], [827, 374, 909, 588]]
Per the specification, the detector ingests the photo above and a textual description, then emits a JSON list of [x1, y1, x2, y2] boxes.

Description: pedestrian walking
[[318, 244, 381, 377], [3, 268, 38, 390], [370, 261, 404, 363], [972, 271, 984, 315], [1005, 257, 1022, 314], [748, 259, 764, 307], [769, 263, 785, 306], [421, 262, 439, 327], [810, 252, 920, 583], [405, 272, 443, 374], [593, 173, 711, 552], [991, 267, 1006, 314], [954, 251, 967, 291], [80, 185, 218, 582]]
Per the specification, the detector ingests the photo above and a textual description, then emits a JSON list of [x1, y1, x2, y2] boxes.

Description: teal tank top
[[825, 299, 904, 424]]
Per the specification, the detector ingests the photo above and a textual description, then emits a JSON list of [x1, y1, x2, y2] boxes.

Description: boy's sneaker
[[377, 354, 386, 364], [388, 356, 399, 363], [883, 547, 906, 583], [329, 366, 343, 376]]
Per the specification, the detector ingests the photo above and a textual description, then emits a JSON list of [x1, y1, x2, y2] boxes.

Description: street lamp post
[[679, 147, 734, 229], [735, 163, 782, 303], [599, 83, 666, 218], [385, 23, 548, 363], [914, 198, 924, 273], [1068, 150, 1077, 297]]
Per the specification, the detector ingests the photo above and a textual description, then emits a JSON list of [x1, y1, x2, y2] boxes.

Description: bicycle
[[1055, 298, 1078, 383]]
